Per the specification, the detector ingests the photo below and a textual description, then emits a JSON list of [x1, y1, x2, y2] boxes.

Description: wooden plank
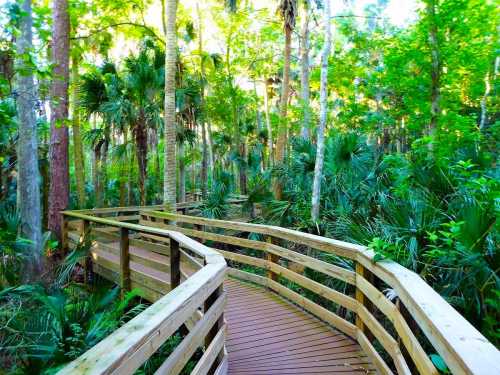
[[191, 328, 225, 375], [170, 238, 180, 289], [120, 228, 131, 294], [356, 330, 393, 375], [154, 296, 227, 375], [219, 250, 268, 269], [141, 219, 355, 284], [265, 278, 357, 339], [228, 268, 268, 287], [357, 249, 500, 375], [59, 263, 226, 375], [356, 275, 438, 375]]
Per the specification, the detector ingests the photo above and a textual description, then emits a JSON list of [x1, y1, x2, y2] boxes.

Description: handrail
[[59, 211, 227, 375], [141, 210, 500, 375]]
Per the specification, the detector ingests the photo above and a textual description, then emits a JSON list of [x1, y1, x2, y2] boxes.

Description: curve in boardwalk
[[225, 279, 376, 375]]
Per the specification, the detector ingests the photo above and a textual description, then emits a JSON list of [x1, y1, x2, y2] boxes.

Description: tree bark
[[274, 26, 292, 200], [426, 0, 440, 138], [198, 4, 208, 198], [299, 0, 311, 140], [163, 0, 177, 209], [179, 142, 186, 202], [134, 117, 147, 206], [71, 56, 85, 208], [264, 80, 273, 168], [15, 0, 42, 278], [48, 0, 70, 240], [311, 0, 331, 222]]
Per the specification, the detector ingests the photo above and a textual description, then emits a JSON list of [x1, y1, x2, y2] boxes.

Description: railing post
[[81, 219, 92, 284], [266, 236, 279, 281], [204, 284, 224, 371], [355, 262, 374, 338], [120, 228, 131, 296], [170, 236, 181, 289], [61, 214, 69, 254]]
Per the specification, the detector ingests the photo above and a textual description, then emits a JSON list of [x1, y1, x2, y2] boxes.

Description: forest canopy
[[0, 0, 498, 373]]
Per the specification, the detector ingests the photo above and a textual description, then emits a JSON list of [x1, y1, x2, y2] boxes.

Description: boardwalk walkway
[[73, 233, 375, 374]]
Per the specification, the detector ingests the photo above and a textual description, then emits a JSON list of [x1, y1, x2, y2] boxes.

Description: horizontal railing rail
[[59, 211, 228, 375], [140, 210, 500, 375]]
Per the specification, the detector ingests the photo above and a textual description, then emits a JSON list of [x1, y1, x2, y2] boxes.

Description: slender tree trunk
[[48, 0, 70, 240], [179, 142, 186, 202], [71, 56, 85, 208], [164, 0, 177, 209], [98, 138, 108, 206], [479, 56, 499, 130], [264, 80, 273, 168], [198, 4, 208, 198], [134, 120, 147, 206], [311, 0, 331, 222], [274, 26, 292, 199], [299, 0, 311, 140], [128, 145, 135, 205], [15, 0, 42, 278], [426, 0, 440, 138]]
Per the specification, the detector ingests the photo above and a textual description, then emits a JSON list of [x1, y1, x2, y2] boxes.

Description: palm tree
[[164, 0, 178, 209], [124, 46, 163, 205], [274, 0, 297, 200]]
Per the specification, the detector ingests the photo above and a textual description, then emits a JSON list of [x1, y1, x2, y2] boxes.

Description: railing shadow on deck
[[59, 205, 499, 375]]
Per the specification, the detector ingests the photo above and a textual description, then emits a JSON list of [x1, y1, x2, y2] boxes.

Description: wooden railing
[[139, 210, 500, 375], [59, 211, 228, 375]]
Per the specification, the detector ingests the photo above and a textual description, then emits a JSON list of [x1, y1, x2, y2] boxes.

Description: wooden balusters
[[355, 262, 369, 334], [170, 237, 181, 289], [266, 236, 279, 281], [120, 228, 131, 296], [204, 285, 225, 372]]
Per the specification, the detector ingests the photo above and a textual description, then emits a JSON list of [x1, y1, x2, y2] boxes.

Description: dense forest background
[[0, 0, 498, 372]]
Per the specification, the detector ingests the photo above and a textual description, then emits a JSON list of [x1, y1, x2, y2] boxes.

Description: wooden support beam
[[204, 285, 225, 373], [120, 227, 131, 295], [266, 236, 279, 282], [170, 237, 181, 289], [355, 262, 368, 333]]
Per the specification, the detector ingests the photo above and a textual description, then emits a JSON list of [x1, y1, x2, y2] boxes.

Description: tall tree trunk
[[134, 120, 147, 206], [198, 4, 208, 198], [164, 0, 177, 209], [479, 56, 499, 130], [71, 56, 85, 208], [264, 80, 273, 168], [179, 142, 186, 202], [299, 0, 311, 140], [48, 0, 70, 240], [311, 0, 331, 222], [15, 0, 42, 278], [274, 26, 292, 200], [128, 145, 135, 205], [98, 138, 109, 206], [426, 0, 440, 138]]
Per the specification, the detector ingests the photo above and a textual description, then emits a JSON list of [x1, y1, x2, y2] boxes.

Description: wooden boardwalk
[[76, 234, 375, 374], [225, 279, 375, 375]]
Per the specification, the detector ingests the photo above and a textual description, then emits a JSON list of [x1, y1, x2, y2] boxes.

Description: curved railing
[[59, 211, 227, 375], [140, 210, 500, 375]]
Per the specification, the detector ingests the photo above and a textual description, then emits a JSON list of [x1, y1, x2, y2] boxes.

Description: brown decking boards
[[225, 279, 376, 374]]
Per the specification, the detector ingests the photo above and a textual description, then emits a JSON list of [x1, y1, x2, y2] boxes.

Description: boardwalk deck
[[72, 232, 376, 374]]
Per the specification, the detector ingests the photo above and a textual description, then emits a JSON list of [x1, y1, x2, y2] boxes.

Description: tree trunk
[[426, 0, 440, 138], [15, 0, 42, 278], [71, 56, 85, 208], [274, 26, 292, 199], [264, 80, 273, 168], [134, 120, 148, 206], [479, 56, 498, 130], [48, 0, 70, 240], [164, 0, 177, 209], [198, 4, 208, 198], [299, 0, 311, 140], [311, 0, 331, 222], [179, 142, 186, 202], [98, 137, 109, 206]]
